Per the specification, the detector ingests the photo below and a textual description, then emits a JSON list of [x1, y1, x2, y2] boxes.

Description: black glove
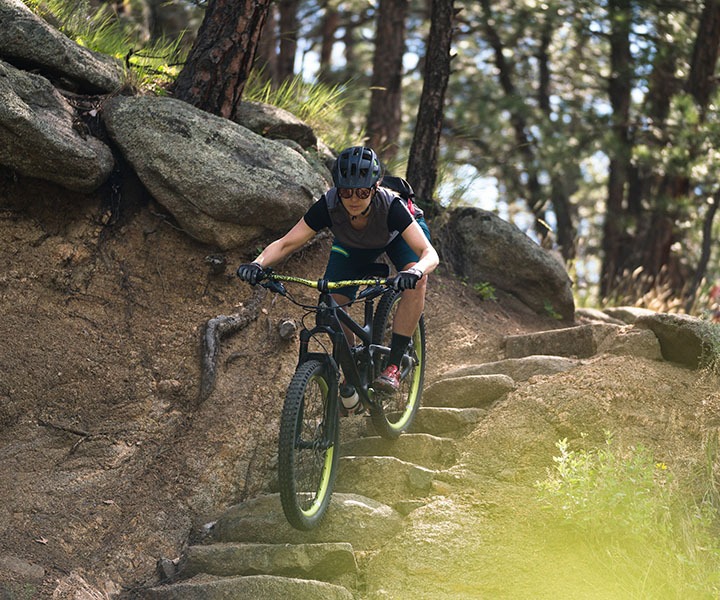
[[236, 262, 266, 285], [391, 267, 423, 291]]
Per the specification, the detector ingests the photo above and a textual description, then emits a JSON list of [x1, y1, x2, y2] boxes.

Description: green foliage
[[243, 72, 364, 152], [543, 299, 563, 320], [634, 93, 720, 186], [22, 0, 186, 91], [537, 435, 670, 536], [472, 281, 497, 301], [459, 277, 498, 302], [124, 37, 187, 94], [537, 434, 720, 597]]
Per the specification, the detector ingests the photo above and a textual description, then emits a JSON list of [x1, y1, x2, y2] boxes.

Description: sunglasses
[[338, 187, 373, 200]]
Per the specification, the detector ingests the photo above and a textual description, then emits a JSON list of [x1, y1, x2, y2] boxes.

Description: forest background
[[29, 0, 720, 316]]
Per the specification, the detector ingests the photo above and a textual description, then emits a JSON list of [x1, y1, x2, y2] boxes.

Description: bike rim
[[294, 374, 335, 516], [387, 326, 423, 430], [299, 444, 335, 517]]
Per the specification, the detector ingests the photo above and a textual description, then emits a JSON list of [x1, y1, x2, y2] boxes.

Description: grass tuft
[[22, 0, 186, 91], [243, 71, 364, 152], [536, 433, 720, 597]]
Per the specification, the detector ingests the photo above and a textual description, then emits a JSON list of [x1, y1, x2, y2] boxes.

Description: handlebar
[[257, 271, 394, 300], [266, 272, 393, 290]]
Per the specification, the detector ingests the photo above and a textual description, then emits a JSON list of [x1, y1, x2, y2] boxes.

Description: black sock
[[387, 333, 411, 368]]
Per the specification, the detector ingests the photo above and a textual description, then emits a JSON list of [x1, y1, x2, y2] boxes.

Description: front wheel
[[278, 359, 339, 530], [370, 289, 426, 440]]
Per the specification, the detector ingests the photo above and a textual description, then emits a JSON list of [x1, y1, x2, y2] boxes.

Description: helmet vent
[[331, 146, 382, 189]]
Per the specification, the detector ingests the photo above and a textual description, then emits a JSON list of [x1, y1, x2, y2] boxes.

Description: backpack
[[381, 175, 421, 218]]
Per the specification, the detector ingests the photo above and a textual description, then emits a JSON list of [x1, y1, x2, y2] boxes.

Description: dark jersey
[[303, 186, 415, 250]]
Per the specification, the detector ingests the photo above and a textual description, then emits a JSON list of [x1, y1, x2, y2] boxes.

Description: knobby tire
[[370, 289, 425, 439], [278, 359, 339, 530]]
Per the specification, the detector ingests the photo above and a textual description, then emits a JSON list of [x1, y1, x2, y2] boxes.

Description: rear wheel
[[370, 290, 425, 439], [278, 359, 339, 530]]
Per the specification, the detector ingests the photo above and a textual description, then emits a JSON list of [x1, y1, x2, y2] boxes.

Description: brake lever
[[357, 282, 388, 300], [262, 279, 286, 295]]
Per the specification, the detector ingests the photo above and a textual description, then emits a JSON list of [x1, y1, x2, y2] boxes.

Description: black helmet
[[331, 146, 382, 188]]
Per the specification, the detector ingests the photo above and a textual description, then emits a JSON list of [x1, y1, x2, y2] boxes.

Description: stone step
[[340, 433, 457, 469], [409, 406, 486, 438], [504, 323, 620, 359], [442, 355, 582, 383], [209, 493, 403, 551], [179, 542, 357, 589], [142, 574, 353, 600], [423, 374, 515, 408], [336, 455, 437, 505]]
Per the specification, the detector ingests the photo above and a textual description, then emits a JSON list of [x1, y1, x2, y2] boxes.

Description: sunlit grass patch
[[22, 0, 186, 91], [536, 434, 720, 598], [243, 72, 364, 152]]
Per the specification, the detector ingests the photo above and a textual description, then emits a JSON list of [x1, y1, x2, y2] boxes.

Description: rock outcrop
[[103, 95, 329, 249], [434, 207, 575, 320], [0, 0, 123, 93]]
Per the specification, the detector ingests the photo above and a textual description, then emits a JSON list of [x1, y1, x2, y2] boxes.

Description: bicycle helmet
[[331, 146, 382, 188]]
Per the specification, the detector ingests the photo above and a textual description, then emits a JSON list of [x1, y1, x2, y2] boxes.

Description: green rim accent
[[299, 374, 334, 518], [300, 444, 335, 517], [388, 325, 423, 430]]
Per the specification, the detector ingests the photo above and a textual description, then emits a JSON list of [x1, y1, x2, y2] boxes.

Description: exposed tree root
[[199, 286, 267, 402]]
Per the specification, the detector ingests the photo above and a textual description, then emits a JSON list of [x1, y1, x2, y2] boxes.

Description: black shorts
[[323, 217, 432, 299]]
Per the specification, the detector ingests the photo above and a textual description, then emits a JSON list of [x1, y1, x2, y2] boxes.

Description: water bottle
[[340, 384, 360, 412]]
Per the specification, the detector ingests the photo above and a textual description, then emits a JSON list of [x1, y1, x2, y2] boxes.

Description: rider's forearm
[[254, 239, 292, 268], [413, 247, 439, 277], [254, 220, 317, 268]]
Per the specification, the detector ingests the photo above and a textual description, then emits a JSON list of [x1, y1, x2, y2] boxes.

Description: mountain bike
[[251, 266, 425, 530]]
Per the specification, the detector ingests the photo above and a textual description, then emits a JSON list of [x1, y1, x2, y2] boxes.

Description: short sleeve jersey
[[303, 186, 415, 250]]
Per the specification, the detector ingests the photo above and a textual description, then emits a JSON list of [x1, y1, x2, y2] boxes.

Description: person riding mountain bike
[[237, 145, 439, 400]]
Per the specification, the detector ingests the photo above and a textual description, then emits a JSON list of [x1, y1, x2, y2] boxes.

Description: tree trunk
[[255, 3, 279, 84], [538, 11, 575, 259], [318, 3, 339, 83], [686, 192, 719, 312], [632, 0, 720, 300], [550, 174, 577, 261], [173, 0, 272, 120], [365, 0, 408, 162], [277, 0, 300, 83], [478, 0, 551, 245], [343, 19, 359, 81], [600, 0, 633, 298], [685, 0, 720, 111], [406, 0, 455, 215], [616, 11, 680, 300]]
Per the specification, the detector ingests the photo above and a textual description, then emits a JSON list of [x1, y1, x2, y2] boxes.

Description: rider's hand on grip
[[236, 262, 266, 285], [391, 267, 423, 291]]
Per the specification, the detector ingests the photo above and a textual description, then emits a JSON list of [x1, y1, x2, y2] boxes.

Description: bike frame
[[297, 279, 389, 410], [263, 274, 392, 416]]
